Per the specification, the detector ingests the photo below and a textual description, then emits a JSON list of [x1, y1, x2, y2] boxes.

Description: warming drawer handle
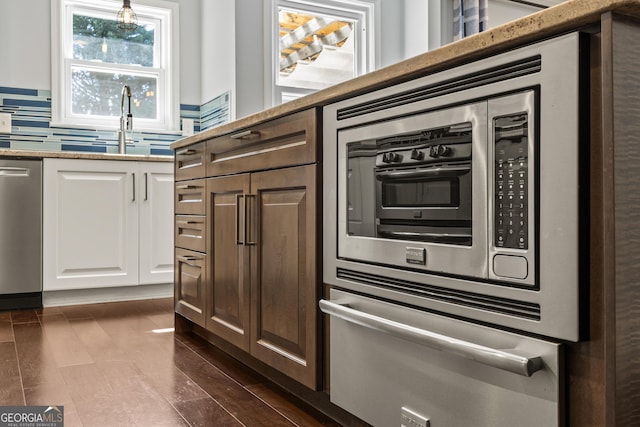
[[319, 299, 543, 377]]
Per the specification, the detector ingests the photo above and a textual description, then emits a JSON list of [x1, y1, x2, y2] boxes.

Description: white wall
[[178, 0, 203, 105], [235, 0, 264, 119], [201, 0, 236, 112], [0, 0, 51, 90]]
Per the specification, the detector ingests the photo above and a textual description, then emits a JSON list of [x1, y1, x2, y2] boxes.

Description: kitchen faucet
[[118, 85, 133, 154]]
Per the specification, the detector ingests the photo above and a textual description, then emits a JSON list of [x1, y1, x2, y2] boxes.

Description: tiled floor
[[0, 298, 342, 427]]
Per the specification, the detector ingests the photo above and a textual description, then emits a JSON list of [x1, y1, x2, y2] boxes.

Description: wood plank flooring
[[0, 298, 341, 427]]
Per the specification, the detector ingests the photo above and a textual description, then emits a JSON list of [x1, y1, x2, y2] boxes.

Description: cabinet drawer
[[175, 215, 205, 252], [175, 142, 206, 181], [175, 248, 206, 327], [206, 108, 319, 176], [175, 179, 205, 215]]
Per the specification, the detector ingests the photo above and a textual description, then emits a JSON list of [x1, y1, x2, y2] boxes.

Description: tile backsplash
[[0, 86, 230, 156]]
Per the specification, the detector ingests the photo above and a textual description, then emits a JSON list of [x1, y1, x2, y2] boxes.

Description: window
[[266, 0, 376, 105], [52, 0, 179, 132]]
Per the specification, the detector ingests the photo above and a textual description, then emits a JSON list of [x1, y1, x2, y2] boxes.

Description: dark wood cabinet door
[[205, 174, 252, 351], [175, 248, 206, 327], [249, 164, 319, 389]]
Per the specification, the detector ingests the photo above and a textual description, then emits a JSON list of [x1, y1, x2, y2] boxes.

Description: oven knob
[[383, 152, 401, 163], [410, 149, 424, 160], [430, 144, 451, 158]]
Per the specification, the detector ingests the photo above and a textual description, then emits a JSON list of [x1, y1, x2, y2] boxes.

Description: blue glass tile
[[61, 144, 107, 153], [180, 104, 200, 111], [3, 98, 52, 108], [0, 87, 39, 96], [150, 147, 174, 156], [13, 120, 50, 128], [0, 141, 9, 148]]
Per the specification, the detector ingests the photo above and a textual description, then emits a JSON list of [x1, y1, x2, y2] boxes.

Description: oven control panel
[[494, 114, 529, 250]]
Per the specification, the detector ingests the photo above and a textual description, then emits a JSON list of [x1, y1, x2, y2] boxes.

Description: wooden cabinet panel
[[175, 215, 206, 253], [250, 164, 319, 389], [175, 108, 321, 390], [175, 142, 206, 181], [175, 248, 206, 327], [206, 109, 318, 177], [205, 174, 252, 351], [175, 179, 206, 215]]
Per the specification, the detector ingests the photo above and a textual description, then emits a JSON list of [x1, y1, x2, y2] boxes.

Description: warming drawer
[[321, 289, 563, 427]]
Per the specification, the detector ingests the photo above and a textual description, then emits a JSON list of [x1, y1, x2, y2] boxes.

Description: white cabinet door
[[43, 158, 139, 290], [138, 162, 174, 285]]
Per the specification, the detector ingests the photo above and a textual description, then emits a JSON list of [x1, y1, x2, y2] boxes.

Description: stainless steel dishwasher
[[0, 158, 42, 310]]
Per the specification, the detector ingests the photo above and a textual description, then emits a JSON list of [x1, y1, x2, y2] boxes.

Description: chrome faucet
[[118, 85, 133, 154]]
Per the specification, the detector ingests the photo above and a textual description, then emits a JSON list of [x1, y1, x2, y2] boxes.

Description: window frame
[[52, 0, 180, 132]]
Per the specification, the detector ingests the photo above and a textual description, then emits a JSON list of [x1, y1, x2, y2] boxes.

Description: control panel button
[[494, 113, 529, 250], [493, 254, 528, 280]]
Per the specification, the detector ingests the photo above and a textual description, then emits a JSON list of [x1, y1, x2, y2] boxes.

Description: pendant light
[[116, 0, 138, 31]]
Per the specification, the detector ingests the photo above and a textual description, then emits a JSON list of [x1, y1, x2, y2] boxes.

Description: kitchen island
[[171, 1, 640, 425]]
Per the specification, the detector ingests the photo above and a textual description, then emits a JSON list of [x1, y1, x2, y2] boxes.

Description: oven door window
[[379, 171, 460, 208]]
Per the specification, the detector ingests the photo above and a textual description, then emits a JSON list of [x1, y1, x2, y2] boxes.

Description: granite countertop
[[171, 0, 640, 151], [0, 149, 173, 162]]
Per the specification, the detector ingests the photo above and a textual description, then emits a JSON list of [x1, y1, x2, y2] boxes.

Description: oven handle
[[377, 229, 472, 241], [376, 165, 470, 181], [319, 299, 543, 377]]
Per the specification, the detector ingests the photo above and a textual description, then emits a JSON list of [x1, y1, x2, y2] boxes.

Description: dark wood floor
[[0, 298, 341, 427]]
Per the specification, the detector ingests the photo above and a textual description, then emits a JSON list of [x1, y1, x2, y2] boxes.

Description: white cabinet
[[43, 158, 174, 291]]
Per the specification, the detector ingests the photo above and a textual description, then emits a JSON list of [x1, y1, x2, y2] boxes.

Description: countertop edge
[[170, 0, 640, 151], [0, 149, 174, 162]]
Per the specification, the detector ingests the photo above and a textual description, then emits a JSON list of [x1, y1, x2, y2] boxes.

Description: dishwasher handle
[[0, 167, 31, 177], [319, 299, 543, 377]]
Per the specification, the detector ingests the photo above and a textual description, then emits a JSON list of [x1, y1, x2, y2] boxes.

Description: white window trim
[[264, 0, 377, 107], [51, 0, 180, 132]]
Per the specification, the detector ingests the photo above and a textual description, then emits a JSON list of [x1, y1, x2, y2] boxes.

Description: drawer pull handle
[[176, 220, 201, 225], [177, 255, 200, 263], [236, 194, 245, 245], [176, 148, 196, 155], [230, 130, 260, 140], [176, 184, 193, 190], [319, 299, 543, 377]]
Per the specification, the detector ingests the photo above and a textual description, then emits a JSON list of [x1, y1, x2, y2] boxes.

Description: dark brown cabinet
[[205, 173, 251, 351], [175, 108, 321, 390], [174, 153, 207, 327], [249, 164, 318, 388]]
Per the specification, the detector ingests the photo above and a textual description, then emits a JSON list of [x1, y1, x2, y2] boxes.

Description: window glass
[[72, 14, 156, 67], [70, 69, 157, 119]]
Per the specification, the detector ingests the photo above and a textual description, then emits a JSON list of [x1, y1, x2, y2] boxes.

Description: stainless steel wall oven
[[321, 32, 587, 426]]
